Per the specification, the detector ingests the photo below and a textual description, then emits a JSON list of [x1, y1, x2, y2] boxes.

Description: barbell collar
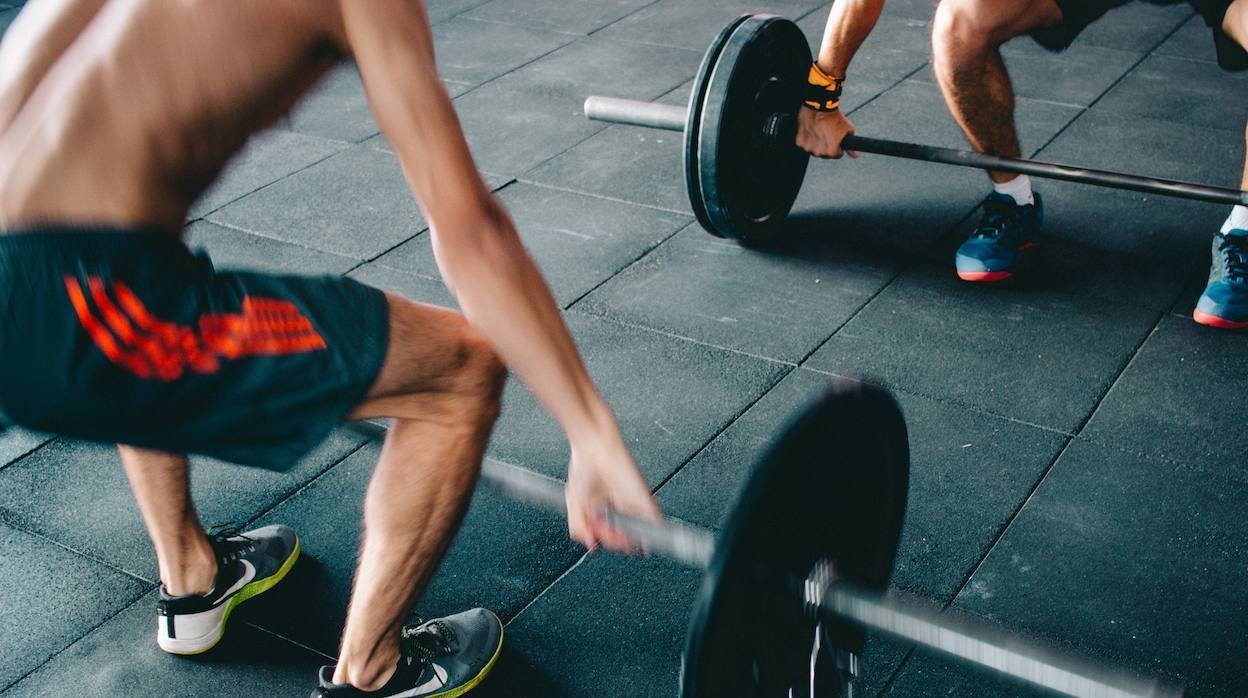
[[480, 458, 1180, 698], [842, 135, 1248, 207], [584, 96, 687, 133]]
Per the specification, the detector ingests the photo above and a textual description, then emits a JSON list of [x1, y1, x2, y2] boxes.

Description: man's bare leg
[[118, 446, 216, 596], [122, 445, 299, 655], [331, 295, 506, 691], [930, 0, 1063, 281], [931, 0, 1062, 184], [1226, 0, 1248, 194], [1193, 0, 1248, 327]]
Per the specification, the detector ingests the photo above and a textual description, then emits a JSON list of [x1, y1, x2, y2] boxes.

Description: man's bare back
[[0, 0, 355, 233]]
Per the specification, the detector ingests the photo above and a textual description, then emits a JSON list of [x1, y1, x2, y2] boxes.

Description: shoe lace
[[206, 523, 257, 565], [972, 197, 1025, 243], [1219, 234, 1248, 283], [399, 618, 459, 668]]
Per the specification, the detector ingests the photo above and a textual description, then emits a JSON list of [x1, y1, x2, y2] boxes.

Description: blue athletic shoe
[[1194, 229, 1248, 329], [955, 192, 1043, 282]]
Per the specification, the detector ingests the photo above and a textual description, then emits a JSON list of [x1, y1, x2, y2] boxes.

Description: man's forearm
[[345, 1, 626, 452], [818, 0, 887, 76], [429, 203, 620, 449]]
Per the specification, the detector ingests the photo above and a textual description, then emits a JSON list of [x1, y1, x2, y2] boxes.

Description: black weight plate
[[684, 13, 752, 237], [680, 380, 909, 698], [695, 15, 811, 243]]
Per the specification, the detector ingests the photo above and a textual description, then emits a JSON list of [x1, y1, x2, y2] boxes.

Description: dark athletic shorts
[[0, 228, 390, 470], [1032, 0, 1247, 71]]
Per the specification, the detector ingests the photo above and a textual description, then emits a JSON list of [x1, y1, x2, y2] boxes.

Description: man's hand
[[565, 437, 661, 554], [797, 106, 859, 159]]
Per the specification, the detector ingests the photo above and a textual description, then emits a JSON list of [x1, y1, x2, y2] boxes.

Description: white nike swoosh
[[393, 662, 449, 697], [215, 560, 256, 604]]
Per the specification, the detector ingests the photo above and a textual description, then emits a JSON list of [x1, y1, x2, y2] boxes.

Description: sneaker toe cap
[[955, 240, 1014, 273], [449, 608, 503, 665], [1196, 282, 1248, 326], [247, 524, 299, 563]]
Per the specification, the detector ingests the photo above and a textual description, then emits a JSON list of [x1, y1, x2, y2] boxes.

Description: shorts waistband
[[0, 226, 188, 260]]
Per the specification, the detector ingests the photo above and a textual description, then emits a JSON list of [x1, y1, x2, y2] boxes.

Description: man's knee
[[449, 328, 506, 421], [933, 0, 1055, 54], [1224, 0, 1248, 52], [934, 0, 998, 53]]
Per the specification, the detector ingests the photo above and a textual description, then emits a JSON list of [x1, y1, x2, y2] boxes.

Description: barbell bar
[[584, 95, 1248, 208], [477, 384, 1180, 698], [582, 14, 1248, 243]]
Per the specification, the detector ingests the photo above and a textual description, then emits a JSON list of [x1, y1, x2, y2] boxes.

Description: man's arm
[[816, 0, 886, 76], [336, 0, 658, 551], [796, 0, 886, 159]]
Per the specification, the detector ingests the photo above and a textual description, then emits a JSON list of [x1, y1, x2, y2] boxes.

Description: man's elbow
[[431, 196, 522, 266]]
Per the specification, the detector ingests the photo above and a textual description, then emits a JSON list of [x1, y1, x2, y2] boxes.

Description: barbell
[[583, 13, 1248, 243], [477, 379, 1181, 698]]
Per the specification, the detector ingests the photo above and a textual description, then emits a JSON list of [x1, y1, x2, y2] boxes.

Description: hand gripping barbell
[[583, 13, 1248, 243], [477, 380, 1181, 698]]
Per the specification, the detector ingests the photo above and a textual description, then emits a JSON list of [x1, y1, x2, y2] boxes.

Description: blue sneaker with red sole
[[1194, 229, 1248, 329], [955, 192, 1043, 282]]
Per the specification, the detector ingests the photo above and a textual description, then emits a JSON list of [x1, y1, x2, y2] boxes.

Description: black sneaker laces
[[972, 197, 1025, 243], [399, 619, 458, 668], [206, 523, 257, 566], [1219, 234, 1248, 284], [394, 619, 458, 691]]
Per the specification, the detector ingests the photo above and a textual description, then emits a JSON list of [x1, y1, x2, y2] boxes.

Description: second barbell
[[583, 13, 1248, 244]]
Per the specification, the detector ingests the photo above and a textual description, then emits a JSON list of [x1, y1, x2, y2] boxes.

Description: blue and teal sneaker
[[1194, 229, 1248, 329], [955, 192, 1043, 282]]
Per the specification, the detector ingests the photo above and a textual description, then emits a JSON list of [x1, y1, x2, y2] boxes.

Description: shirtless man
[[0, 1, 661, 696], [798, 0, 1248, 329]]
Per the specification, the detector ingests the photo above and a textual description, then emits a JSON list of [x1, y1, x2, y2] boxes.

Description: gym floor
[[1, 1, 1245, 696]]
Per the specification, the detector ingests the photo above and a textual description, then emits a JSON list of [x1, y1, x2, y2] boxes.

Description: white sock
[[992, 175, 1034, 206], [1220, 205, 1248, 234]]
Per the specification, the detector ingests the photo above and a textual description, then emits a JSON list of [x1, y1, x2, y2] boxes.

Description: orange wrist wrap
[[804, 63, 844, 112]]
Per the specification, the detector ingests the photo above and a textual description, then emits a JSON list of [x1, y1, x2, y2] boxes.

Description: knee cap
[[933, 0, 997, 49]]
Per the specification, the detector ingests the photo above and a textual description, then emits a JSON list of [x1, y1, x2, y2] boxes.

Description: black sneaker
[[156, 524, 300, 654], [311, 609, 504, 698]]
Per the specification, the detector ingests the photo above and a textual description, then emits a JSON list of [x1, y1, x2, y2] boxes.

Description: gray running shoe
[[310, 609, 504, 698], [156, 524, 300, 654]]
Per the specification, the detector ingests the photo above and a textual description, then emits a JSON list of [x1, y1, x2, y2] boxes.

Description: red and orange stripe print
[[64, 275, 326, 381]]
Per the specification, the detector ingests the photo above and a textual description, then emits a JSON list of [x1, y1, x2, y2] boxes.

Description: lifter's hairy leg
[[1225, 0, 1248, 190], [333, 294, 506, 691], [931, 0, 1062, 183], [118, 446, 216, 596]]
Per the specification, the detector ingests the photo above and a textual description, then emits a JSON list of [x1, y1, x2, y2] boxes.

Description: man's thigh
[[349, 293, 501, 420]]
